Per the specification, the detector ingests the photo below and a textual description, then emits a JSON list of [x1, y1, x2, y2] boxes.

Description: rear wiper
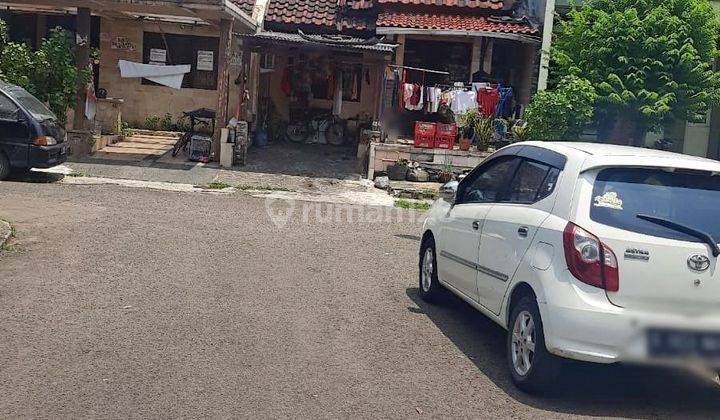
[[637, 214, 720, 257]]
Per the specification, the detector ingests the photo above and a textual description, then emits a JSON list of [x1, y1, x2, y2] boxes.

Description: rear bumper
[[540, 274, 720, 368], [28, 143, 67, 168]]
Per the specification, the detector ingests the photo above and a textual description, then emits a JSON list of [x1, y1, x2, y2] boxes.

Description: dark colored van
[[0, 81, 67, 180]]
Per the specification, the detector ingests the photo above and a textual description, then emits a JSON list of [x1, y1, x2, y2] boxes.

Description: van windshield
[[7, 87, 56, 121], [590, 167, 720, 243]]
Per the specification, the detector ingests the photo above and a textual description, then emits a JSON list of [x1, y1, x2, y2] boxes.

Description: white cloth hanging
[[333, 70, 343, 116], [450, 90, 477, 114], [427, 87, 442, 113], [118, 60, 191, 90]]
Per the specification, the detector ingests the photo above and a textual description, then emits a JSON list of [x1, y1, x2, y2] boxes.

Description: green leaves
[[526, 75, 597, 141], [0, 23, 84, 125], [552, 0, 720, 137]]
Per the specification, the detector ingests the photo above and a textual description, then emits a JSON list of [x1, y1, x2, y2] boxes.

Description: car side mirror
[[440, 181, 459, 205]]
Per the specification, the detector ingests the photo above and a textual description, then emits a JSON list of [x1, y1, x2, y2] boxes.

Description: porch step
[[96, 146, 169, 156], [124, 136, 178, 145], [113, 141, 176, 151]]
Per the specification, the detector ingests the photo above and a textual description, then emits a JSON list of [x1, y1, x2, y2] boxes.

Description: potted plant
[[439, 163, 454, 183], [457, 109, 478, 151], [511, 120, 529, 143], [387, 158, 410, 181], [473, 116, 495, 151]]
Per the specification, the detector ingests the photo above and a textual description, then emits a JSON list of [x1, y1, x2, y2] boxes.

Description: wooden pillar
[[35, 14, 47, 49], [470, 38, 482, 82], [394, 34, 405, 71], [214, 18, 234, 161], [73, 7, 91, 130]]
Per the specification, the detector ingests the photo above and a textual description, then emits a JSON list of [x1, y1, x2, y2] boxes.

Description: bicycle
[[285, 108, 345, 145], [172, 108, 216, 157]]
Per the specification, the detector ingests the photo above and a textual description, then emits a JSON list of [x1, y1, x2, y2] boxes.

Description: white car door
[[437, 156, 521, 301], [476, 158, 562, 315]]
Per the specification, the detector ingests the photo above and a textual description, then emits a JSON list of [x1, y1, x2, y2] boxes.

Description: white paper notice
[[149, 48, 167, 64], [197, 50, 214, 71]]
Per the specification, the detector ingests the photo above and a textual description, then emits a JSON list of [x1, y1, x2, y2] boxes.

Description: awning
[[236, 31, 398, 55], [376, 12, 540, 43]]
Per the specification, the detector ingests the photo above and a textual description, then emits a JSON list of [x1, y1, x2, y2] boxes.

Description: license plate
[[647, 329, 720, 359]]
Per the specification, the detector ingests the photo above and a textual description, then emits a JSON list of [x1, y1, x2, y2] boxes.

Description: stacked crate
[[435, 123, 457, 149], [413, 122, 436, 148]]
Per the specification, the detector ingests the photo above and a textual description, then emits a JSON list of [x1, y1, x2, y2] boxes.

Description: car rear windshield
[[590, 167, 720, 243], [7, 87, 56, 121]]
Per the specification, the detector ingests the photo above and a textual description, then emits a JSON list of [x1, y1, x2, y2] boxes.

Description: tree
[[525, 75, 597, 141], [552, 0, 720, 145], [34, 27, 87, 124], [0, 20, 87, 125]]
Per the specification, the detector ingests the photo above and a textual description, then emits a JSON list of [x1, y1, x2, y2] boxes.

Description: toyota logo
[[688, 255, 711, 272]]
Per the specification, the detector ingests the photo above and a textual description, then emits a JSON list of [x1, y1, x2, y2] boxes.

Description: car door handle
[[472, 221, 481, 231], [518, 226, 529, 238]]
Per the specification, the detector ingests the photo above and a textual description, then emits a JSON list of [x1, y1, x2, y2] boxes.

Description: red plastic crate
[[414, 134, 435, 148], [435, 123, 457, 149], [434, 135, 454, 149], [414, 122, 437, 148], [415, 121, 437, 136]]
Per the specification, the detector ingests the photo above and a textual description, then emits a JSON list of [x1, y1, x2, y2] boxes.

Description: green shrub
[[144, 115, 161, 131], [0, 22, 89, 125], [525, 75, 597, 141], [160, 113, 173, 131]]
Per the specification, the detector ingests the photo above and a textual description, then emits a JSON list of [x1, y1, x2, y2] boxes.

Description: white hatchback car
[[419, 141, 720, 392]]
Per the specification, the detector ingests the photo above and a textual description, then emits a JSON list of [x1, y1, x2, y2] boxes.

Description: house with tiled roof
[[243, 0, 542, 132], [0, 0, 262, 163]]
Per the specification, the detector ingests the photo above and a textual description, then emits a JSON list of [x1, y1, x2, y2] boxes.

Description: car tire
[[419, 237, 443, 302], [507, 295, 560, 393], [0, 153, 10, 181]]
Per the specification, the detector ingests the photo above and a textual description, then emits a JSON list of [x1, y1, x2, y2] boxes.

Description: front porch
[[0, 0, 257, 164]]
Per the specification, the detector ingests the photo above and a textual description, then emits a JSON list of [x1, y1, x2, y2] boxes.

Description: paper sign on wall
[[149, 48, 167, 64], [197, 50, 214, 71]]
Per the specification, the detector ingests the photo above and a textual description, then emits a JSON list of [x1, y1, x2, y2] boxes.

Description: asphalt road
[[1, 178, 719, 418]]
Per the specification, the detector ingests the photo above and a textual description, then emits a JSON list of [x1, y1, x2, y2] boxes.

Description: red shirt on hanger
[[477, 87, 500, 117]]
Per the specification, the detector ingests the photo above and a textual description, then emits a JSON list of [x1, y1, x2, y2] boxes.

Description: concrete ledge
[[0, 219, 11, 249]]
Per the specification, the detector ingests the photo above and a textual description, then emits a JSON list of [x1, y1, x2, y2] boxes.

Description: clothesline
[[394, 79, 515, 118], [388, 64, 450, 75]]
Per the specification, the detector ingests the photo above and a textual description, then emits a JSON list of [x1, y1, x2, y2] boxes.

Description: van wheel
[[419, 237, 443, 302], [0, 153, 10, 181], [507, 296, 560, 393]]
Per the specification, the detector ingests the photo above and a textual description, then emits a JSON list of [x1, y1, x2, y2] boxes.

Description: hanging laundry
[[281, 68, 292, 96], [477, 86, 500, 117], [326, 64, 335, 100], [496, 87, 514, 118], [426, 87, 442, 113], [450, 89, 477, 114], [403, 83, 424, 111], [351, 72, 359, 101], [118, 60, 190, 90], [391, 69, 400, 110]]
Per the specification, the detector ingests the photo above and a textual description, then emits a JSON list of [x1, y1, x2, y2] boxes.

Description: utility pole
[[537, 0, 556, 92]]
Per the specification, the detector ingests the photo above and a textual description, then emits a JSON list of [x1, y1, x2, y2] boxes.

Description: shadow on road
[[406, 287, 720, 417], [5, 170, 64, 184], [394, 234, 421, 242]]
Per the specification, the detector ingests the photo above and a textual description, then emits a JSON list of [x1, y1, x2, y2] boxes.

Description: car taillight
[[563, 222, 619, 292], [32, 136, 57, 146]]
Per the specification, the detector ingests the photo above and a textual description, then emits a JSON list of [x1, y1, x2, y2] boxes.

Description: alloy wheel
[[511, 310, 536, 376], [421, 248, 434, 292]]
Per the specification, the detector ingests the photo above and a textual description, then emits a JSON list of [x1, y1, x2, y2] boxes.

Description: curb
[[0, 219, 11, 249]]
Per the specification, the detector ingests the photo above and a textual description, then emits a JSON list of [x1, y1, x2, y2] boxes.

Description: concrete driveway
[[1, 179, 718, 418]]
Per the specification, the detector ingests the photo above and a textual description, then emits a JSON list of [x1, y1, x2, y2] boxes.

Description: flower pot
[[439, 171, 453, 183], [459, 138, 471, 151]]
